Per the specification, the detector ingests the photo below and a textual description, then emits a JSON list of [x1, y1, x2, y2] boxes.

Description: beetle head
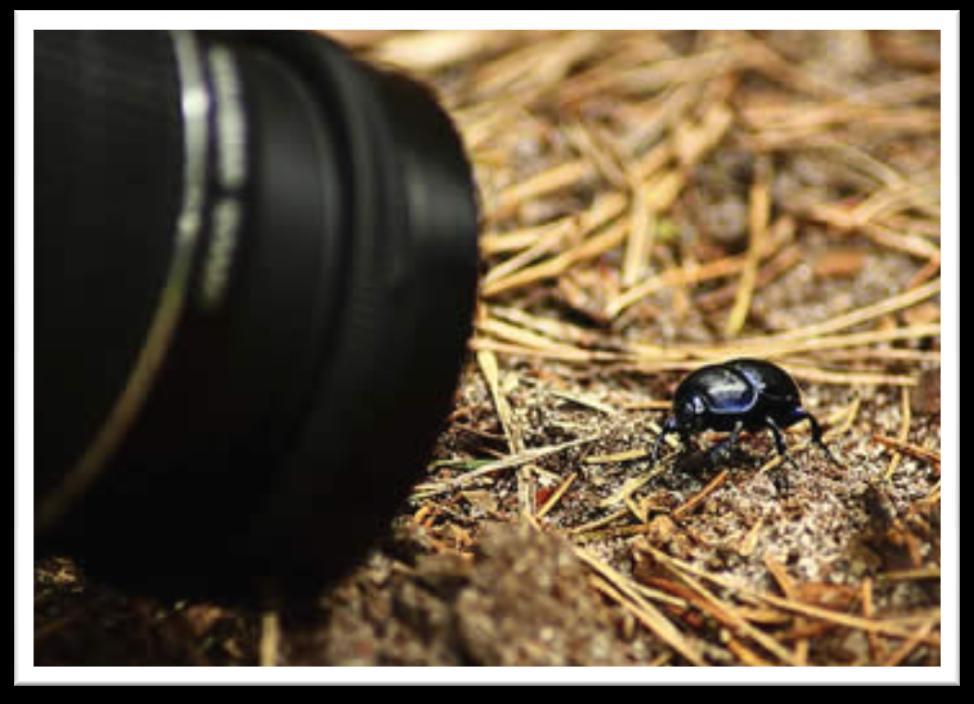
[[675, 392, 707, 431]]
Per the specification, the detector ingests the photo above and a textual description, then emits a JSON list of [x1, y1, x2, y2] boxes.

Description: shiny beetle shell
[[652, 358, 841, 468]]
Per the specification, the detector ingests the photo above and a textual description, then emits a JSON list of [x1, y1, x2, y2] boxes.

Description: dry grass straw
[[872, 435, 941, 467], [535, 472, 578, 520], [576, 546, 706, 665], [672, 469, 730, 520], [259, 609, 280, 667], [640, 544, 940, 647], [412, 435, 597, 498], [724, 156, 771, 337], [883, 387, 913, 481]]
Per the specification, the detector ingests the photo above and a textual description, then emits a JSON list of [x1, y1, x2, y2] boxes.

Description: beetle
[[650, 358, 842, 470]]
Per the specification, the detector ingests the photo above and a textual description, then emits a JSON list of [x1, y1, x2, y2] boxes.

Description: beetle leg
[[772, 467, 791, 495], [788, 408, 844, 468], [765, 415, 789, 455], [765, 415, 799, 470], [706, 421, 742, 468], [763, 415, 798, 494]]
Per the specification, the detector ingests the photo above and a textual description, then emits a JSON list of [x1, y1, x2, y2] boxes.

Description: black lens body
[[35, 31, 478, 597]]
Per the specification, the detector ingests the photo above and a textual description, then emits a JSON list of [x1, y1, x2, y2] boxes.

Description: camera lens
[[35, 30, 479, 595]]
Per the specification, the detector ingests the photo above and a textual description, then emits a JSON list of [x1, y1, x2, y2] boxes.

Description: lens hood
[[35, 31, 478, 596]]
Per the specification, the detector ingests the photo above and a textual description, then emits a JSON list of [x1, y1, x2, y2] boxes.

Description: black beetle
[[650, 358, 841, 469]]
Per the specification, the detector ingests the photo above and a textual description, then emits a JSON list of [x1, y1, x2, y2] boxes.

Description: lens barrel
[[35, 31, 479, 595]]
